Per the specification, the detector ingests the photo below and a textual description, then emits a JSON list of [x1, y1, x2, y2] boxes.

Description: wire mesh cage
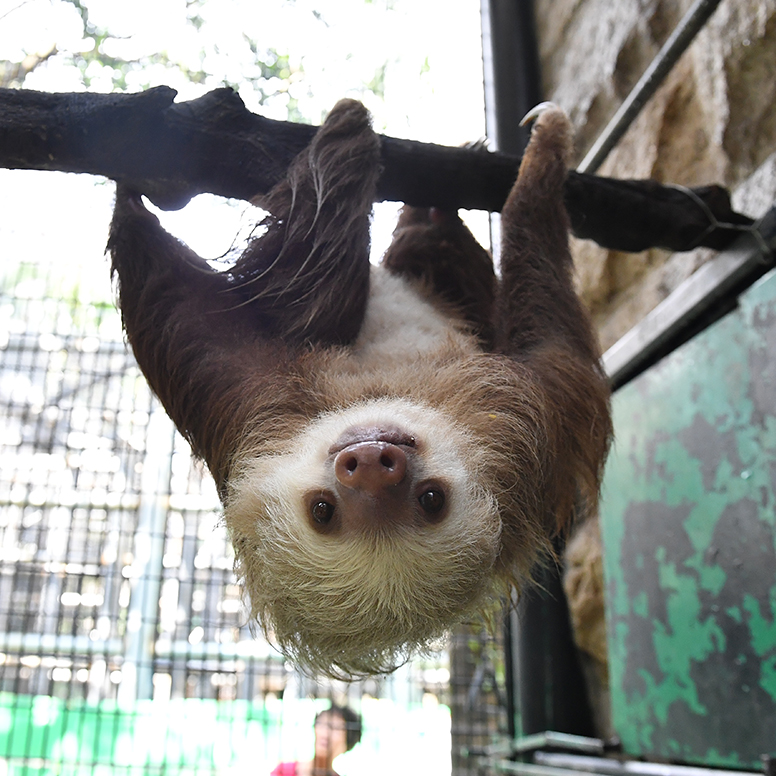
[[0, 173, 510, 775]]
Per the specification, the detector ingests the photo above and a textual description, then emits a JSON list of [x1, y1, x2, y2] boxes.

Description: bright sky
[[0, 0, 489, 271]]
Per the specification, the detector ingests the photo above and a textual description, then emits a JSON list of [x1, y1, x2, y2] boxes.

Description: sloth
[[107, 99, 612, 678]]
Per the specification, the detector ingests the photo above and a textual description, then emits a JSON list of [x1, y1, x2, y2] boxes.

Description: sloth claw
[[519, 101, 560, 127]]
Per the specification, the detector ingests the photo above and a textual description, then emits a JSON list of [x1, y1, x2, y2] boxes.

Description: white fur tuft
[[351, 266, 478, 367]]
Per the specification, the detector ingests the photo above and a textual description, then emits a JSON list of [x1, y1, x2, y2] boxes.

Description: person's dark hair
[[315, 704, 362, 751]]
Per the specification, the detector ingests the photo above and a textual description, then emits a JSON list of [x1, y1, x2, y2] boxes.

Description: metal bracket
[[604, 203, 776, 390]]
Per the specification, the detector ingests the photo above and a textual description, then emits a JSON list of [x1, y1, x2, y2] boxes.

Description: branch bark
[[0, 85, 753, 252]]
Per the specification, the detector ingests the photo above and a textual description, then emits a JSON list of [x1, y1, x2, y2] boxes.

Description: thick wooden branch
[[0, 85, 753, 252]]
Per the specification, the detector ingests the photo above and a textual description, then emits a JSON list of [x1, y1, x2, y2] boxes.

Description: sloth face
[[225, 397, 502, 677]]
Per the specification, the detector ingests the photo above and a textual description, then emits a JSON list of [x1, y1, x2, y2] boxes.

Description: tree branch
[[0, 85, 753, 251]]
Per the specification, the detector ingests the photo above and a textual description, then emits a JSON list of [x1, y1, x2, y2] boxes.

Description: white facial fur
[[232, 396, 495, 543], [225, 396, 502, 675]]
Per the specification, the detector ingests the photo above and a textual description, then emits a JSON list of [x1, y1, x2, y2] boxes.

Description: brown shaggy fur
[[107, 99, 612, 678]]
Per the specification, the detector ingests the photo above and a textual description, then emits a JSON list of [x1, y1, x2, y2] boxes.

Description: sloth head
[[226, 399, 500, 677], [224, 367, 552, 679]]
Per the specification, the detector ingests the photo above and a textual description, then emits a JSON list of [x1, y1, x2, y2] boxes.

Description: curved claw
[[519, 101, 560, 127]]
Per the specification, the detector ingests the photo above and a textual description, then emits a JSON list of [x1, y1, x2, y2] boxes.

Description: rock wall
[[535, 0, 776, 349]]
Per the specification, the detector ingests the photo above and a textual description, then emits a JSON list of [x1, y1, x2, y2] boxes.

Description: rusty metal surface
[[601, 268, 776, 766]]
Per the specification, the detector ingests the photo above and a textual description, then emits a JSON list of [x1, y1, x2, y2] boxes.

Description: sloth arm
[[495, 106, 612, 530], [497, 108, 599, 363], [229, 98, 381, 347], [108, 99, 382, 490]]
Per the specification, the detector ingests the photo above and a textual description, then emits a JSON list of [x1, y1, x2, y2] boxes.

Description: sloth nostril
[[334, 442, 408, 492]]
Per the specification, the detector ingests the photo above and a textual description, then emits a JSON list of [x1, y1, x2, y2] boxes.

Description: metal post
[[118, 407, 173, 703], [578, 0, 724, 174]]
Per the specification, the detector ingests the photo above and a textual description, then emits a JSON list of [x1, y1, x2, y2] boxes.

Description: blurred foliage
[[0, 0, 309, 121]]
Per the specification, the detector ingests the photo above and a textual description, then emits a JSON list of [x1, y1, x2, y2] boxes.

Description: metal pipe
[[490, 756, 760, 776], [535, 753, 761, 776], [604, 204, 776, 389], [481, 0, 596, 737], [577, 0, 724, 175]]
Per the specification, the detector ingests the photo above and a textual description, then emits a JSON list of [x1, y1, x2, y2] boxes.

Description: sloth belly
[[350, 265, 480, 369]]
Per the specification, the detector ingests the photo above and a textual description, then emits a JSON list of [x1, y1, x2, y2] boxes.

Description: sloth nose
[[334, 442, 407, 494]]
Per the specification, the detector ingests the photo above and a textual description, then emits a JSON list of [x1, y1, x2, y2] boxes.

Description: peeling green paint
[[633, 591, 649, 618], [743, 592, 776, 655], [600, 269, 776, 767]]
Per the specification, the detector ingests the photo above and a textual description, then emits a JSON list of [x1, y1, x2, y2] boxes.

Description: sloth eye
[[418, 488, 446, 515], [311, 500, 335, 524]]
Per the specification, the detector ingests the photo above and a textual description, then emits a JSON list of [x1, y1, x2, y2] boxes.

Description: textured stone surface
[[563, 515, 613, 737], [536, 0, 776, 348]]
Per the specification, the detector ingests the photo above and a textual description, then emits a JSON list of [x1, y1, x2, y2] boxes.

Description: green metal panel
[[600, 269, 776, 767]]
